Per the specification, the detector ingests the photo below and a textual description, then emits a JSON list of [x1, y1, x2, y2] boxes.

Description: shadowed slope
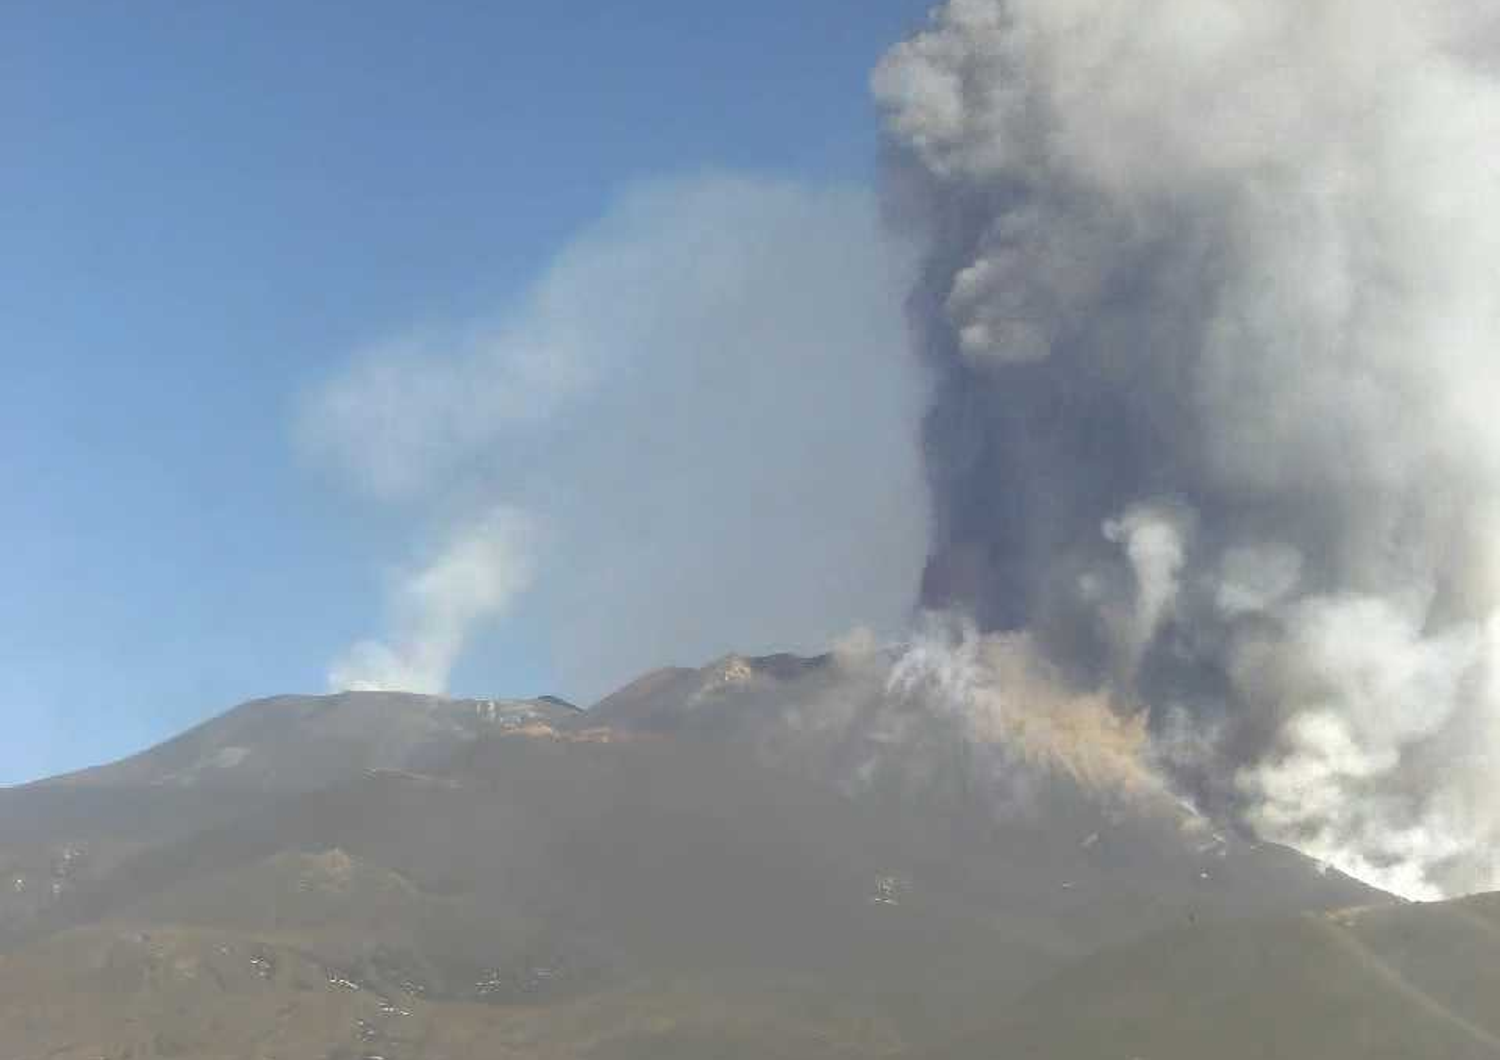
[[933, 894, 1500, 1060]]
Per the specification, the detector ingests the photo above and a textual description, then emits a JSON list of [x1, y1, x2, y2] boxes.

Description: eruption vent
[[875, 0, 1500, 899]]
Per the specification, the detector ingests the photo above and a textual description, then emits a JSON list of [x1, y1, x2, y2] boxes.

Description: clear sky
[[1, 2, 936, 784]]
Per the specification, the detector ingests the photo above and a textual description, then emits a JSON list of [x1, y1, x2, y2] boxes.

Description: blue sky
[[1, 2, 935, 784]]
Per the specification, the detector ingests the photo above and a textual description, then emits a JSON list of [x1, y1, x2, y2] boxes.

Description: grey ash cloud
[[875, 0, 1500, 898], [304, 174, 926, 704]]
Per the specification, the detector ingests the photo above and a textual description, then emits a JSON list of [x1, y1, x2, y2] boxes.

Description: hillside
[[0, 654, 1439, 1060], [936, 894, 1500, 1059]]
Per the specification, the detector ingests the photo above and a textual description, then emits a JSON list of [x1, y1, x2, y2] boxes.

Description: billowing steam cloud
[[328, 507, 537, 694], [889, 617, 1168, 805], [308, 174, 925, 702], [875, 0, 1500, 898]]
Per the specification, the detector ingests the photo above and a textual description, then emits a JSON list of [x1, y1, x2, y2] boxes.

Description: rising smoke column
[[875, 0, 1500, 898], [307, 175, 924, 703], [328, 507, 537, 695]]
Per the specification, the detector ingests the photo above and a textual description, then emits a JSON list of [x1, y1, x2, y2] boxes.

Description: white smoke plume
[[705, 620, 1174, 816], [328, 507, 537, 694], [307, 173, 925, 703], [889, 617, 1169, 805], [876, 0, 1500, 898]]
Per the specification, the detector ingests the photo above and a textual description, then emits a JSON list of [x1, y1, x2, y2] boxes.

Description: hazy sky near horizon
[[1, 1, 935, 785]]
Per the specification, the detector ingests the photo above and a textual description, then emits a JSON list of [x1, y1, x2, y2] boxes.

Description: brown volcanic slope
[[934, 893, 1500, 1060], [33, 691, 583, 793], [1, 655, 1457, 1060], [0, 693, 577, 949]]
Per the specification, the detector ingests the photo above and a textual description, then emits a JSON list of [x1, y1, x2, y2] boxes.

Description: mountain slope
[[936, 894, 1500, 1060], [33, 691, 581, 793], [0, 656, 1404, 1059], [0, 692, 581, 948]]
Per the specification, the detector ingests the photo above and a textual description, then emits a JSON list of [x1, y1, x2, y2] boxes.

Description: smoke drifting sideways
[[874, 0, 1500, 899], [304, 174, 927, 706]]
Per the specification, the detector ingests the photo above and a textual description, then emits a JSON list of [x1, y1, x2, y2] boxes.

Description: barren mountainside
[[1, 654, 1493, 1059]]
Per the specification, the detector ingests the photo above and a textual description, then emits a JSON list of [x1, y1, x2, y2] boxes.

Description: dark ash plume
[[875, 0, 1500, 898]]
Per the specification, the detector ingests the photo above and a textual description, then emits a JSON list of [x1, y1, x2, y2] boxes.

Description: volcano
[[7, 652, 1487, 1059]]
